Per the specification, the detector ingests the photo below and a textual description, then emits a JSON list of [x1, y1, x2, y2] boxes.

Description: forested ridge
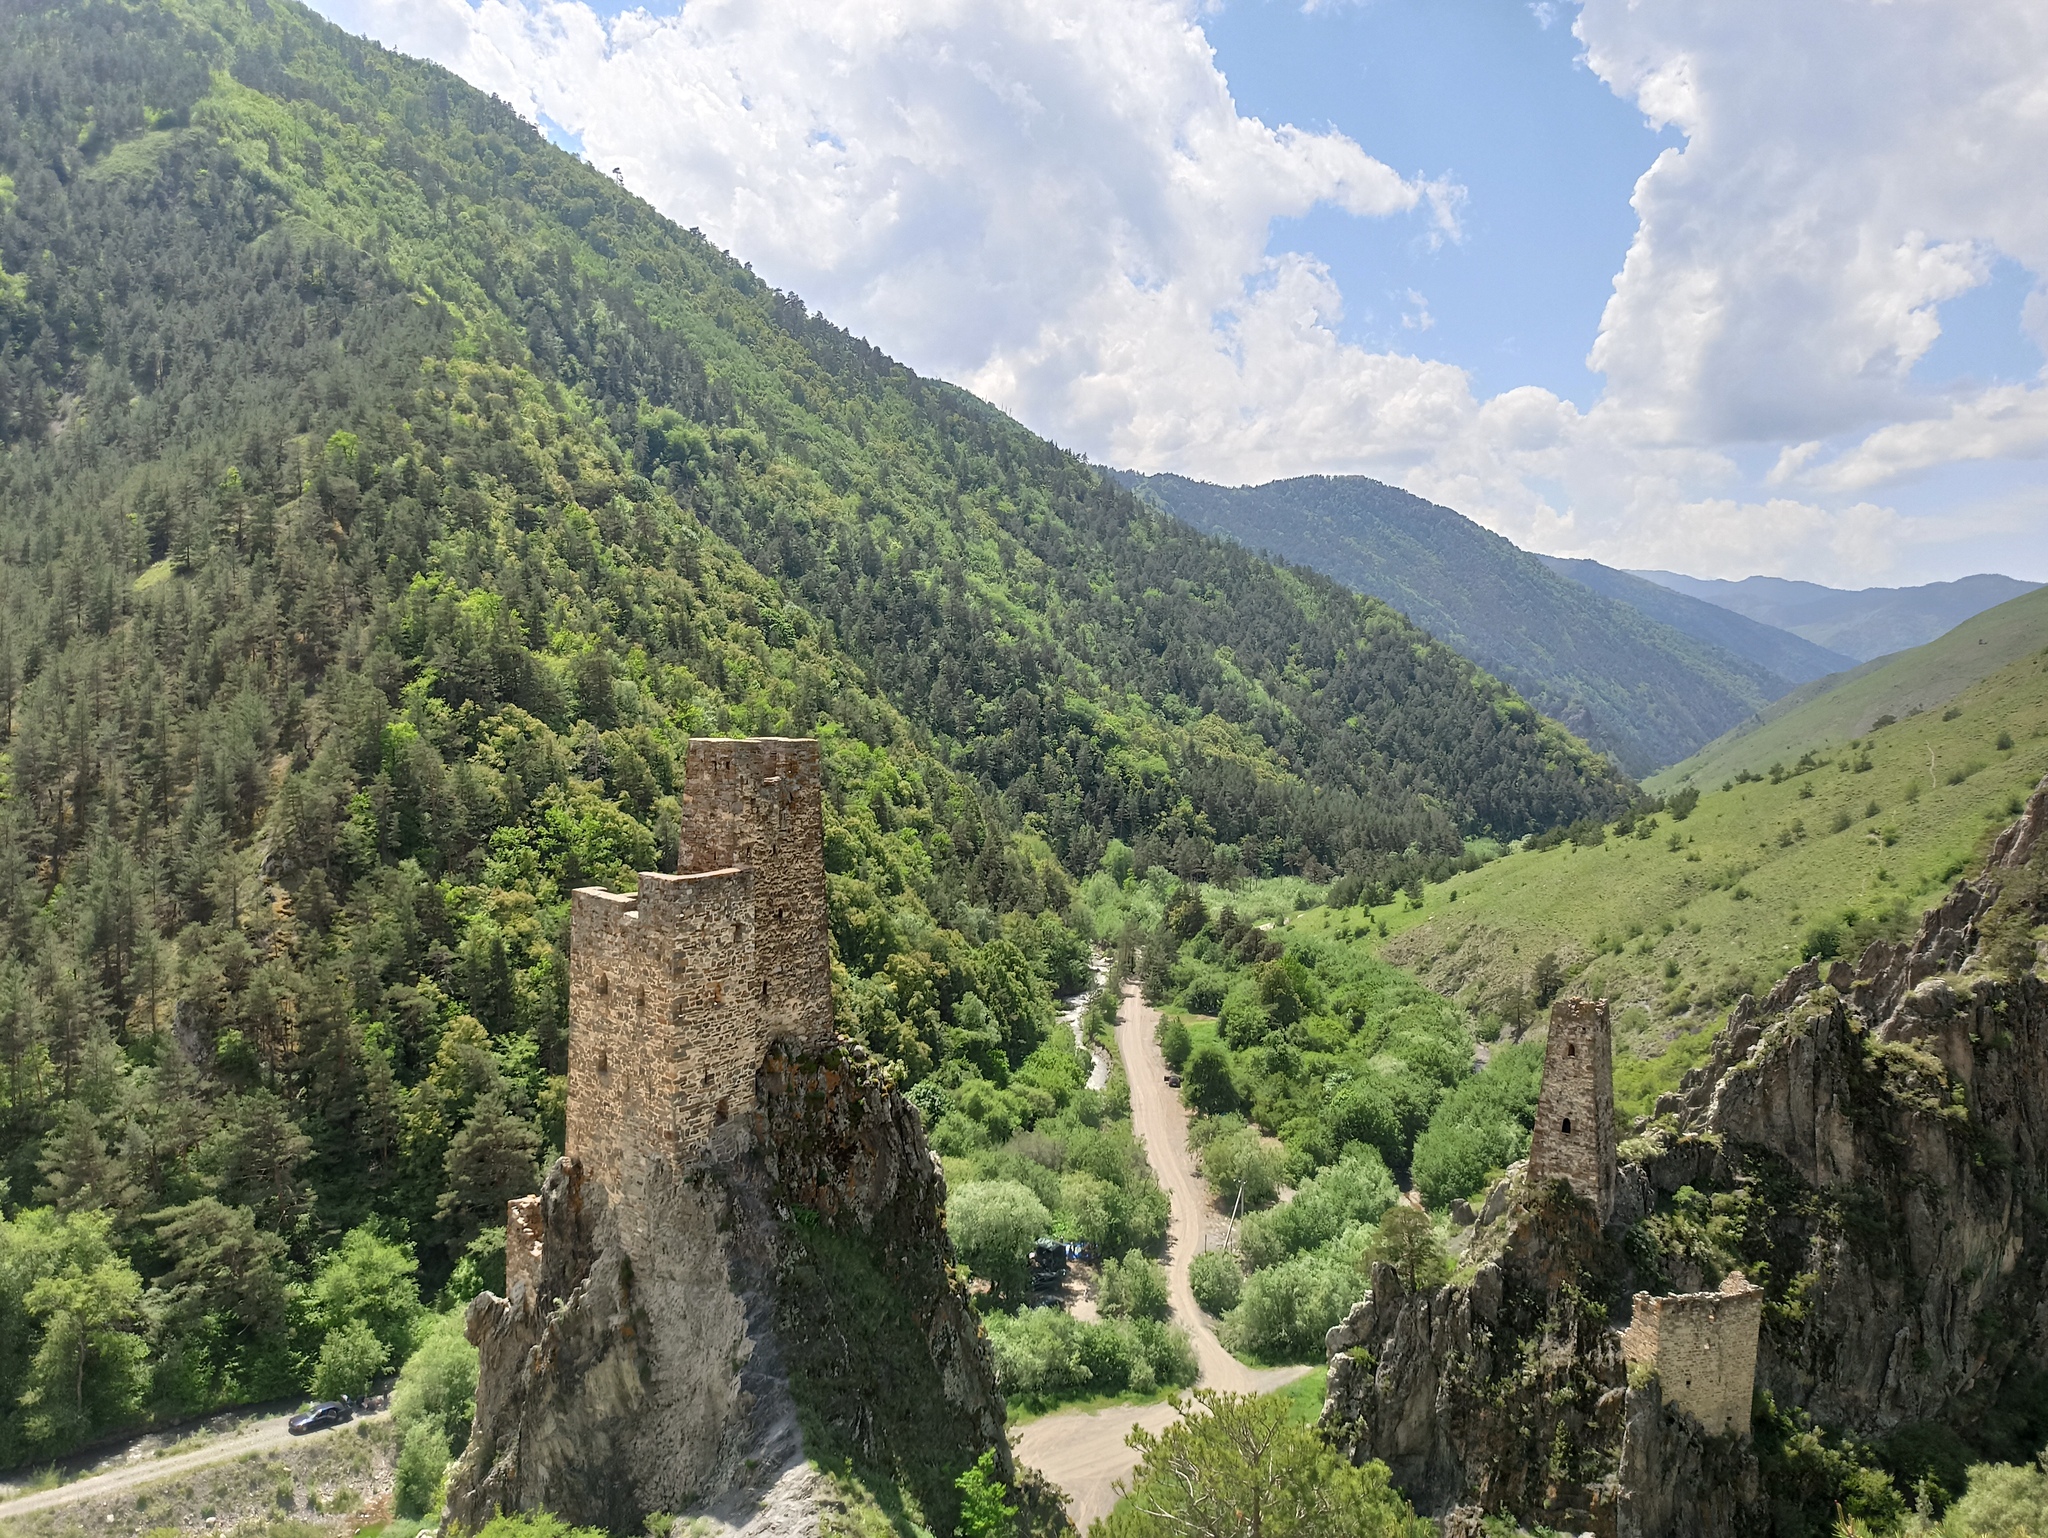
[[0, 0, 1626, 1464]]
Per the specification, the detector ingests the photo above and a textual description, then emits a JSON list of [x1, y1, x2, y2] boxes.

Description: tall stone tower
[[1526, 995, 1616, 1221], [565, 736, 831, 1198]]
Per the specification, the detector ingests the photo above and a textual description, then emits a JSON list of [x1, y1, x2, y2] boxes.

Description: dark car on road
[[1164, 1071, 1181, 1088], [288, 1401, 353, 1435]]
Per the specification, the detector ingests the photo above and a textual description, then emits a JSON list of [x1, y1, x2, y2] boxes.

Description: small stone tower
[[565, 737, 831, 1199], [1622, 1272, 1765, 1436], [1527, 995, 1616, 1221]]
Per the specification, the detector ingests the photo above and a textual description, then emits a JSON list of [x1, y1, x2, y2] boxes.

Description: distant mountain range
[[1536, 557, 1855, 683], [1118, 472, 1845, 776], [1630, 571, 2041, 661]]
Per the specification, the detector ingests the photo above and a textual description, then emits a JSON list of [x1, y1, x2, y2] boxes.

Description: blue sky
[[315, 0, 2048, 583], [1208, 0, 1678, 409]]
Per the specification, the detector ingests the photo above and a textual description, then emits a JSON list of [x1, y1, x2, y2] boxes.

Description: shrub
[[1238, 1147, 1398, 1270], [308, 1226, 424, 1366], [1176, 970, 1229, 1017], [1098, 1250, 1171, 1321], [982, 1309, 1195, 1406], [1181, 1045, 1237, 1115], [1667, 787, 1700, 821], [1188, 1251, 1244, 1315], [1225, 1248, 1361, 1362], [391, 1309, 480, 1447], [1200, 1126, 1284, 1209], [1800, 924, 1842, 963], [472, 1513, 608, 1538], [393, 1422, 450, 1520], [1408, 1041, 1540, 1208], [955, 1450, 1017, 1538], [1217, 982, 1272, 1049], [1104, 1389, 1426, 1538], [1158, 1019, 1192, 1070], [310, 1319, 388, 1401], [1361, 1207, 1451, 1293], [947, 1181, 1052, 1303], [1948, 1458, 2048, 1534]]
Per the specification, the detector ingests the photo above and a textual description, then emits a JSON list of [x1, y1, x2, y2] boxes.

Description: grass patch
[[1269, 1367, 1329, 1427], [1612, 1023, 1721, 1123]]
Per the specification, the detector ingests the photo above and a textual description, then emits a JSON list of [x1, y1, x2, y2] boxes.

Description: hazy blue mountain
[[1538, 555, 1856, 684], [1631, 571, 2041, 661], [1119, 471, 1809, 775]]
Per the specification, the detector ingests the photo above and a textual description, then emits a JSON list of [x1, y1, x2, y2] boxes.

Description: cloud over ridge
[[313, 0, 2048, 582]]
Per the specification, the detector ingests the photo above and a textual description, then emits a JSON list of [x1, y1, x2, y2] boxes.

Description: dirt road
[[0, 1410, 388, 1520], [1013, 982, 1307, 1529]]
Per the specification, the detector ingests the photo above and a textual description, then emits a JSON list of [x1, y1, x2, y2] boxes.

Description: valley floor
[[1011, 983, 1306, 1527]]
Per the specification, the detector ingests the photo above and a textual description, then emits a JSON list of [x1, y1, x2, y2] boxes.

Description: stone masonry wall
[[1528, 996, 1616, 1221], [676, 737, 832, 1050], [1621, 1274, 1764, 1437], [567, 867, 756, 1196]]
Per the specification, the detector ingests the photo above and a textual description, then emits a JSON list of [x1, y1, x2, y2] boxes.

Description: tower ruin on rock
[[1527, 994, 1617, 1222], [566, 735, 832, 1199], [1622, 1273, 1765, 1437], [453, 738, 1009, 1538]]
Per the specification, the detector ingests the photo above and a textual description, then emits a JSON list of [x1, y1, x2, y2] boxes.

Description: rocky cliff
[[1323, 775, 2048, 1536], [447, 1041, 1017, 1538]]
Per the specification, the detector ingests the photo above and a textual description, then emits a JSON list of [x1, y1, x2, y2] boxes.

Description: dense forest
[[0, 0, 1628, 1464]]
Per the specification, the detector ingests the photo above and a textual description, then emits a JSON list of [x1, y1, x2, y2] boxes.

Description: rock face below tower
[[444, 738, 1012, 1538], [1324, 775, 2048, 1538]]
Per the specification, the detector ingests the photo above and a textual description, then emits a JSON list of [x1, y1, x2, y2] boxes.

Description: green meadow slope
[[1648, 585, 2048, 791], [1372, 637, 2048, 1104]]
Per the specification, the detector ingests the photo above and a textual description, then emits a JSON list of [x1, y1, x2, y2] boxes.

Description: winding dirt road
[[0, 1410, 388, 1519], [1012, 982, 1307, 1529]]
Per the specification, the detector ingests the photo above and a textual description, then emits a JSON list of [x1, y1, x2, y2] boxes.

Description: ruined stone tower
[[567, 736, 831, 1198], [1622, 1272, 1765, 1437], [1526, 995, 1616, 1222], [454, 735, 1011, 1536]]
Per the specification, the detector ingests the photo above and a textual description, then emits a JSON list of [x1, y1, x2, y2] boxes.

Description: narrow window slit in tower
[[1562, 1117, 1573, 1134]]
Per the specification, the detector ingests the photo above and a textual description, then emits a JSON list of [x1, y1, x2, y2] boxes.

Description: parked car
[[1028, 1238, 1070, 1290], [1164, 1071, 1182, 1088], [288, 1401, 354, 1435]]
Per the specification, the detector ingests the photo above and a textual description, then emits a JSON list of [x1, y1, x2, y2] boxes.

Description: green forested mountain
[[0, 0, 1626, 1462], [1121, 470, 1821, 775], [1536, 554, 1854, 685]]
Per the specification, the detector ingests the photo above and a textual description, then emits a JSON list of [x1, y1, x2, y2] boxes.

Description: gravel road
[[0, 1410, 389, 1520], [1012, 981, 1308, 1529]]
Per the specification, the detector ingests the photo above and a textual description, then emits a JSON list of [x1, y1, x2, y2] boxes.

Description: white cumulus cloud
[[308, 0, 2048, 581]]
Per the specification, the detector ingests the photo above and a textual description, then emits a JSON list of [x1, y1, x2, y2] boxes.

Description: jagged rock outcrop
[[1324, 1185, 1629, 1529], [448, 1041, 1015, 1538], [1635, 776, 2048, 1438], [1324, 775, 2048, 1537]]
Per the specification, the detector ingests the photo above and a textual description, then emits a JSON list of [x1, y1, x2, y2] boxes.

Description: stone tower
[[1622, 1272, 1765, 1436], [1526, 995, 1616, 1221], [565, 736, 831, 1198]]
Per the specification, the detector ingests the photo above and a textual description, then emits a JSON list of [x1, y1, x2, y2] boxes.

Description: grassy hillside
[[0, 0, 1630, 1468], [1636, 570, 2040, 661], [1371, 641, 2048, 1102], [1649, 585, 2048, 791], [1121, 470, 1798, 775]]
